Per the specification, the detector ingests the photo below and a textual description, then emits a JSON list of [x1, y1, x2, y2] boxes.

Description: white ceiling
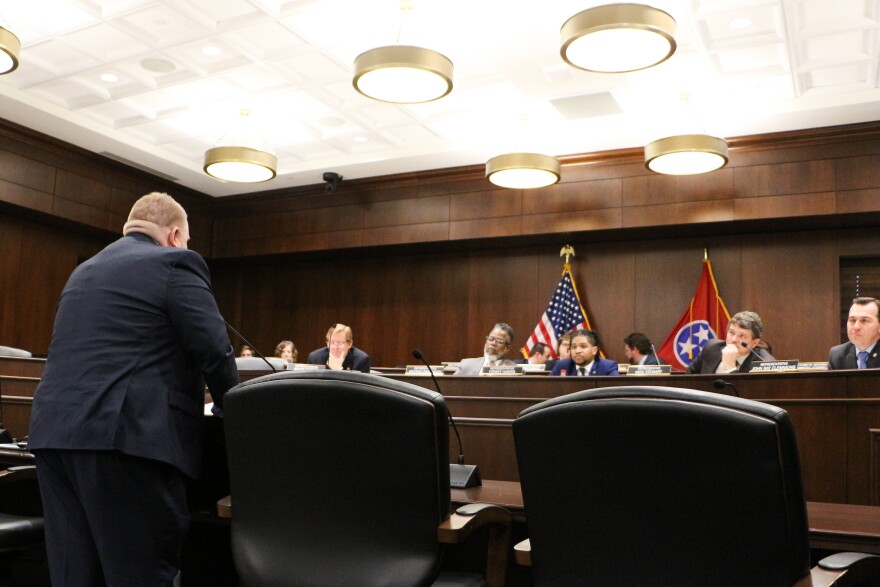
[[0, 0, 878, 197]]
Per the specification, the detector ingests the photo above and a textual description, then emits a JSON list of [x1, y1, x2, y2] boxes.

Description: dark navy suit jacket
[[828, 341, 880, 370], [307, 346, 371, 373], [28, 232, 238, 479], [550, 357, 620, 376]]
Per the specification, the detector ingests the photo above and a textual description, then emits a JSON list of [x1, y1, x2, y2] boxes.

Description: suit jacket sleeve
[[166, 251, 238, 410]]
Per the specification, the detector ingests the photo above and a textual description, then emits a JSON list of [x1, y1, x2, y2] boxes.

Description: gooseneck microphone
[[740, 341, 765, 362], [651, 343, 661, 365], [412, 349, 481, 488], [225, 321, 277, 373], [713, 378, 739, 397]]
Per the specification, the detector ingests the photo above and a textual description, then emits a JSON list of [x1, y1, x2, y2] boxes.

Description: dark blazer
[[638, 354, 665, 365], [687, 339, 774, 374], [307, 346, 371, 373], [550, 357, 620, 376], [828, 342, 880, 370], [28, 232, 238, 479]]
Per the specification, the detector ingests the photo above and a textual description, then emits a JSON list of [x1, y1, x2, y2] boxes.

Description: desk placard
[[798, 362, 830, 371], [748, 360, 799, 373], [626, 364, 672, 376], [288, 363, 326, 371], [481, 365, 519, 376], [518, 364, 549, 374], [404, 365, 445, 376]]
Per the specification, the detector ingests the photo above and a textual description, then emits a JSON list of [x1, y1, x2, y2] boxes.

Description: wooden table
[[451, 480, 880, 555]]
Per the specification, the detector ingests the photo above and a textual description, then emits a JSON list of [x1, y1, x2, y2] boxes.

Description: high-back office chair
[[223, 370, 510, 587], [512, 386, 880, 586]]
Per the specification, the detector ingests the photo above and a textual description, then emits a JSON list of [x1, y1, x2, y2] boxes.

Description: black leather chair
[[223, 370, 510, 587], [512, 385, 880, 586], [0, 466, 43, 553]]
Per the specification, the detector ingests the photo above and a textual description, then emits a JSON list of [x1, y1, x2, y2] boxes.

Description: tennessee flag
[[521, 264, 593, 359], [657, 258, 731, 369]]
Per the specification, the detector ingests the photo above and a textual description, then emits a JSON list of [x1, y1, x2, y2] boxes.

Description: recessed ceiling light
[[729, 17, 752, 30], [201, 46, 221, 57], [140, 57, 176, 73], [100, 73, 118, 83], [318, 116, 346, 127], [353, 136, 368, 143]]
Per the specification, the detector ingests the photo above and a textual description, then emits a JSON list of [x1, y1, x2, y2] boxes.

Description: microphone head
[[740, 341, 749, 348], [411, 348, 423, 360], [712, 379, 727, 390]]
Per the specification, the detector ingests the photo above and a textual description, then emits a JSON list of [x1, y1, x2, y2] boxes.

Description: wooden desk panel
[[0, 357, 45, 378], [452, 480, 880, 555], [388, 370, 880, 505]]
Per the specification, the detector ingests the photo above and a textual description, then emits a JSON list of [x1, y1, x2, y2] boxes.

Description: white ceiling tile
[[21, 39, 104, 77], [112, 3, 209, 47], [58, 21, 153, 63]]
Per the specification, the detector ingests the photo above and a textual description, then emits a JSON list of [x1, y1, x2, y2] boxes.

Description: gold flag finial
[[560, 245, 575, 266], [704, 247, 708, 260]]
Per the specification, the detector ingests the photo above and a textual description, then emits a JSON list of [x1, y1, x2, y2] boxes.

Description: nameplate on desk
[[288, 363, 326, 371], [748, 360, 799, 373], [481, 365, 519, 376], [626, 364, 672, 376], [798, 362, 830, 371], [404, 365, 445, 376], [517, 364, 549, 374]]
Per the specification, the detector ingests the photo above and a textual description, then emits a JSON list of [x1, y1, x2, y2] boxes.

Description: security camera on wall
[[323, 172, 342, 193]]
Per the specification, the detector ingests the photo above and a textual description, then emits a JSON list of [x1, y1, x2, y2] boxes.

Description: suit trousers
[[34, 449, 189, 587]]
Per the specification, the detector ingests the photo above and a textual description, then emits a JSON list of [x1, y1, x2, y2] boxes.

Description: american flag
[[522, 265, 593, 359]]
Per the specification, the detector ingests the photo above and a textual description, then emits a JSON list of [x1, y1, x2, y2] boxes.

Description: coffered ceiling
[[0, 0, 878, 197]]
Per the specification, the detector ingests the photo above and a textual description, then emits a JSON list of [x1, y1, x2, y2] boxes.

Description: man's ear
[[165, 226, 181, 248]]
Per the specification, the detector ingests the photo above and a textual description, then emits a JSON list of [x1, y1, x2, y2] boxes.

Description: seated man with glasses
[[306, 323, 371, 373], [454, 323, 517, 376]]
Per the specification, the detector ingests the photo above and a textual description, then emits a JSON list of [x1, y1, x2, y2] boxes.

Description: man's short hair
[[529, 342, 548, 357], [852, 297, 880, 319], [327, 323, 353, 343], [623, 332, 652, 355], [729, 311, 763, 339], [126, 192, 186, 229], [573, 329, 600, 347], [493, 323, 514, 344]]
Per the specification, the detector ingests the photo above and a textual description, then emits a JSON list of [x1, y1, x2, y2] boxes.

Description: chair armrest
[[794, 552, 880, 586], [0, 466, 37, 484], [513, 538, 531, 566], [438, 503, 512, 587]]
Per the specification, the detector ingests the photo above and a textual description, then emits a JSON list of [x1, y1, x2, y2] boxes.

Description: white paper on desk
[[204, 402, 214, 416]]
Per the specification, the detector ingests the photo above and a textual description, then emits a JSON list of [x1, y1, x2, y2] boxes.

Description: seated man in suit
[[829, 296, 880, 370], [687, 311, 774, 374], [550, 329, 619, 376], [307, 324, 371, 373], [455, 323, 517, 375], [623, 332, 665, 365]]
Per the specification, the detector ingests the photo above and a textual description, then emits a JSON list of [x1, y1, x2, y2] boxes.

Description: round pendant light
[[561, 3, 676, 73], [0, 26, 21, 75], [353, 45, 453, 104], [644, 134, 729, 175], [486, 153, 561, 189], [204, 146, 277, 183]]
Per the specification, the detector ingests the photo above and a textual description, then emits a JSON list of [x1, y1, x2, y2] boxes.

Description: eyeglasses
[[485, 336, 509, 346]]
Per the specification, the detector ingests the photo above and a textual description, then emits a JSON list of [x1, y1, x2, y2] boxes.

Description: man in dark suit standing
[[550, 329, 619, 376], [828, 297, 880, 370], [28, 192, 239, 586], [306, 323, 371, 372], [687, 311, 773, 374]]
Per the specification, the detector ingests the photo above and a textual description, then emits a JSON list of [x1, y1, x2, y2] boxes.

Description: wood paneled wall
[[2, 118, 880, 364]]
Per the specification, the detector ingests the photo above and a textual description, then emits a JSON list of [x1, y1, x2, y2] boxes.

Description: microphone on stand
[[650, 343, 661, 365], [713, 378, 739, 398], [740, 341, 766, 362], [225, 321, 277, 373], [412, 349, 481, 488]]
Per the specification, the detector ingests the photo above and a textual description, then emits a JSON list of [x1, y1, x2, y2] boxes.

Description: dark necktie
[[578, 367, 586, 376], [858, 351, 869, 370]]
